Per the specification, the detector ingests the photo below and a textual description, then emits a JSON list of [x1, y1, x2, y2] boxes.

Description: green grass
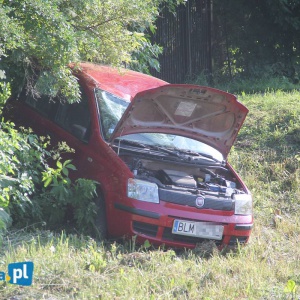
[[192, 73, 300, 95], [230, 90, 300, 225], [0, 223, 299, 299], [1, 90, 300, 299]]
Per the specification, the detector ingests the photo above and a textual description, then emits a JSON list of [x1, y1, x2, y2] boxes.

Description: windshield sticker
[[175, 102, 197, 117]]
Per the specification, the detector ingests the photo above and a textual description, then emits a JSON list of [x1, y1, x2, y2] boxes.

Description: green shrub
[[0, 121, 98, 239], [0, 122, 44, 211], [0, 82, 10, 113], [35, 160, 98, 235], [0, 207, 11, 243]]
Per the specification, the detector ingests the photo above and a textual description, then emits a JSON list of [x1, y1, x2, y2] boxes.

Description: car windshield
[[118, 133, 223, 162], [95, 88, 130, 140], [95, 88, 223, 162]]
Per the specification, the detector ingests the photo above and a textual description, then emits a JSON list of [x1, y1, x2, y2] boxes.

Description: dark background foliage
[[212, 0, 300, 82], [150, 0, 300, 84]]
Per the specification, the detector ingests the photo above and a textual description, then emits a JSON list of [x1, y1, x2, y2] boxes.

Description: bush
[[0, 121, 98, 239], [0, 122, 43, 212]]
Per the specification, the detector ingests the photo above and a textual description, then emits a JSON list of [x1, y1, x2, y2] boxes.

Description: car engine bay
[[119, 151, 247, 204]]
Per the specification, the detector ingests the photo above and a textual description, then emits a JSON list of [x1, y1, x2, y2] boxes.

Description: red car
[[3, 63, 253, 248]]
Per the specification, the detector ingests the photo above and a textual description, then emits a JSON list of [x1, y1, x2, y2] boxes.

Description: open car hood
[[110, 84, 248, 158]]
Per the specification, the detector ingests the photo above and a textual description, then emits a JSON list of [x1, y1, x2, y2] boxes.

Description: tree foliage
[[0, 0, 162, 102], [213, 0, 300, 82]]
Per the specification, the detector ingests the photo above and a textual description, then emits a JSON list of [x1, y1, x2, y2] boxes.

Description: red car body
[[3, 63, 253, 248]]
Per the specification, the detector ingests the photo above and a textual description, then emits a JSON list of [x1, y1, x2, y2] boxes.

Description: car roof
[[74, 62, 168, 101]]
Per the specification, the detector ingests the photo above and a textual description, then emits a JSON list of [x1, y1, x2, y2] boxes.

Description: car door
[[8, 83, 97, 180], [51, 88, 95, 180]]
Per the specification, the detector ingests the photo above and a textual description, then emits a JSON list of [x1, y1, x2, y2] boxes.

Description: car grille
[[132, 221, 158, 237], [159, 188, 234, 211]]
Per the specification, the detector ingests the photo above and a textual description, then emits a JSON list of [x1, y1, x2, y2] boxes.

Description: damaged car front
[[96, 84, 253, 249]]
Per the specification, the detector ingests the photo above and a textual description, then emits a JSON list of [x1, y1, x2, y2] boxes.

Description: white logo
[[195, 196, 205, 208]]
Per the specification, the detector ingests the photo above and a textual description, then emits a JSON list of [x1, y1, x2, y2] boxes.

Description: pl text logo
[[0, 262, 34, 286]]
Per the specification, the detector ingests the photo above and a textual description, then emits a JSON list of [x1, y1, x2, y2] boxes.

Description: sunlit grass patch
[[0, 223, 299, 299]]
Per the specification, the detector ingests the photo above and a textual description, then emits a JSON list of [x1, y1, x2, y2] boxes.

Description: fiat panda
[[3, 63, 253, 248]]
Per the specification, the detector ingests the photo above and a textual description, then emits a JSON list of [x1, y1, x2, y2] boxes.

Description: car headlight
[[127, 179, 159, 203], [233, 194, 252, 215]]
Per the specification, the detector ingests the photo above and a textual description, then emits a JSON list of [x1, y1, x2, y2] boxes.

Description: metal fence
[[150, 0, 212, 84]]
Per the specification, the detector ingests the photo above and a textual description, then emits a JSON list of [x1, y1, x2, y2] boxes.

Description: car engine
[[119, 154, 245, 200]]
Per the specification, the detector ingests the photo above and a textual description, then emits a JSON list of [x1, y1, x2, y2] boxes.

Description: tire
[[93, 193, 107, 240]]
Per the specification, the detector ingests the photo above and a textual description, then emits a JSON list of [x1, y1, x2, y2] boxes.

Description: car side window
[[55, 90, 91, 142], [25, 93, 59, 120]]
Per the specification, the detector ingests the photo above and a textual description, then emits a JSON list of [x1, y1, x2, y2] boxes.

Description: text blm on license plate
[[172, 220, 224, 240]]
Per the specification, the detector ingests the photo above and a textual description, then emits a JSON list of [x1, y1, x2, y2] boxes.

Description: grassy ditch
[[0, 90, 300, 299]]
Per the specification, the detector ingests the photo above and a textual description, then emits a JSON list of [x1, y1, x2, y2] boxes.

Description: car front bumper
[[113, 201, 253, 249]]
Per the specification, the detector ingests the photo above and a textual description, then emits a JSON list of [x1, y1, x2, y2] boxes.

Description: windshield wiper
[[190, 151, 220, 162], [112, 138, 148, 155], [169, 147, 223, 164], [113, 139, 222, 163], [113, 139, 180, 157], [114, 139, 148, 148], [148, 145, 181, 157]]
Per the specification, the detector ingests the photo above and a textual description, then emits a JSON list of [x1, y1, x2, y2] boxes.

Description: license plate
[[172, 220, 224, 240]]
